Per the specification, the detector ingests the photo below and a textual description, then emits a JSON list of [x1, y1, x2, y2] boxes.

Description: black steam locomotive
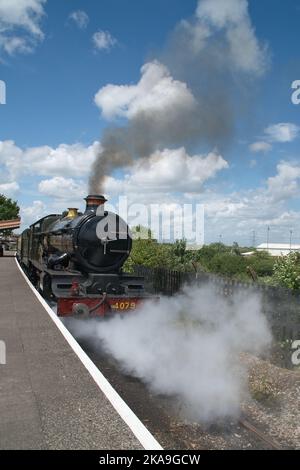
[[17, 195, 148, 317]]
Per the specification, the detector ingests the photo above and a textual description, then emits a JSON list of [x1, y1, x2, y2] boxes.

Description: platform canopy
[[0, 218, 21, 230]]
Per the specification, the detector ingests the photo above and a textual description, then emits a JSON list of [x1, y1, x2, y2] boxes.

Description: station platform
[[0, 256, 155, 450]]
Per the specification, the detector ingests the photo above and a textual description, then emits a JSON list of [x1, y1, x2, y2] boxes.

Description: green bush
[[124, 239, 186, 272], [195, 243, 229, 269], [247, 251, 275, 277], [124, 237, 280, 284], [207, 253, 246, 277], [273, 252, 300, 291]]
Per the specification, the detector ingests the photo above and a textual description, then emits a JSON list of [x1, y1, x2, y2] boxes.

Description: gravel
[[241, 353, 300, 449]]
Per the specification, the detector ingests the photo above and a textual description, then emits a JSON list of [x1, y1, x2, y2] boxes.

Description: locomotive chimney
[[84, 195, 107, 215]]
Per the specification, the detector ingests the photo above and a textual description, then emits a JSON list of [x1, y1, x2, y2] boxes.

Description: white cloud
[[204, 198, 247, 218], [20, 200, 46, 229], [38, 176, 86, 200], [7, 147, 300, 245], [198, 159, 300, 243], [69, 10, 89, 30], [95, 61, 197, 120], [0, 140, 100, 180], [0, 0, 46, 56], [249, 123, 300, 158], [249, 141, 272, 153], [196, 0, 247, 27], [0, 181, 19, 196], [102, 158, 300, 245], [104, 147, 228, 194], [266, 161, 300, 202], [129, 148, 228, 192], [0, 35, 33, 55], [92, 30, 117, 51], [191, 0, 268, 76], [91, 0, 268, 200], [264, 123, 300, 143]]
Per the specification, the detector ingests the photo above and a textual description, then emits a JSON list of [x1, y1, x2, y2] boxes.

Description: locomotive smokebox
[[84, 194, 107, 215]]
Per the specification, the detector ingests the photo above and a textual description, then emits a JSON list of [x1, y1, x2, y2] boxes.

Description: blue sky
[[0, 0, 300, 246]]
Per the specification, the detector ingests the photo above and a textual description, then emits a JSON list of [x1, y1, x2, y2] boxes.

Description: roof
[[0, 218, 21, 230], [241, 251, 255, 256], [257, 243, 300, 249]]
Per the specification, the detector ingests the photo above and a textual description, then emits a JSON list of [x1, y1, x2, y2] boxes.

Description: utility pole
[[267, 226, 270, 251], [252, 230, 256, 247], [290, 229, 293, 252]]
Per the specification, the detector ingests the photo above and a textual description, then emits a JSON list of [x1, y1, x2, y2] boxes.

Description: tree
[[195, 243, 229, 270], [172, 239, 187, 262], [208, 252, 246, 277], [0, 194, 20, 236], [131, 225, 153, 240], [273, 252, 300, 291], [247, 251, 275, 277], [124, 239, 174, 272], [231, 242, 241, 256]]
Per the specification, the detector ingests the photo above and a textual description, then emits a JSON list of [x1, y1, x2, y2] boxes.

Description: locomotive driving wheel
[[41, 273, 55, 302]]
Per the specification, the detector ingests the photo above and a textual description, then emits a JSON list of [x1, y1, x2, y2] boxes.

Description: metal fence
[[134, 265, 300, 351]]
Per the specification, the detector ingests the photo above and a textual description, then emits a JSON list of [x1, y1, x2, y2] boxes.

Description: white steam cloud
[[67, 283, 271, 422]]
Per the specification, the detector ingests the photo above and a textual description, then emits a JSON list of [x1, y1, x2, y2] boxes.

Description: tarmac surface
[[0, 256, 144, 450]]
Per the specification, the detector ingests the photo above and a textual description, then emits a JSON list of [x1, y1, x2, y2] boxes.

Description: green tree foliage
[[124, 228, 191, 272], [231, 242, 241, 255], [124, 238, 175, 272], [172, 239, 187, 262], [123, 233, 278, 284], [195, 244, 275, 279], [131, 224, 153, 240], [246, 250, 275, 277], [207, 252, 246, 277], [273, 252, 300, 291], [0, 194, 19, 220], [0, 194, 20, 236], [194, 243, 229, 270]]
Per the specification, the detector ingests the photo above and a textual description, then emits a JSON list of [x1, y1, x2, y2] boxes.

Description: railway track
[[239, 417, 282, 450]]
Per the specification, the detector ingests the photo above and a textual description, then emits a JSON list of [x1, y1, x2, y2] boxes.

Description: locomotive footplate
[[48, 271, 146, 296], [47, 270, 150, 317], [57, 294, 152, 317]]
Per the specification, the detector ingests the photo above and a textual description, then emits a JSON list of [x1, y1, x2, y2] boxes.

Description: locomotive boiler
[[18, 195, 149, 317]]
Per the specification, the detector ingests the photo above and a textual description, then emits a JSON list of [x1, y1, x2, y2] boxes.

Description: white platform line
[[15, 258, 163, 451]]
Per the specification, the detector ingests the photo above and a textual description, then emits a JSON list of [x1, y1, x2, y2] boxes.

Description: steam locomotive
[[17, 195, 149, 317]]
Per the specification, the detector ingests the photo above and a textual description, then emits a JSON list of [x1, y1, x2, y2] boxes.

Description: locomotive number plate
[[111, 301, 136, 310]]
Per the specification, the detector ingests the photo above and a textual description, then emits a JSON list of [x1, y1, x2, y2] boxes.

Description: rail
[[239, 417, 283, 450]]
